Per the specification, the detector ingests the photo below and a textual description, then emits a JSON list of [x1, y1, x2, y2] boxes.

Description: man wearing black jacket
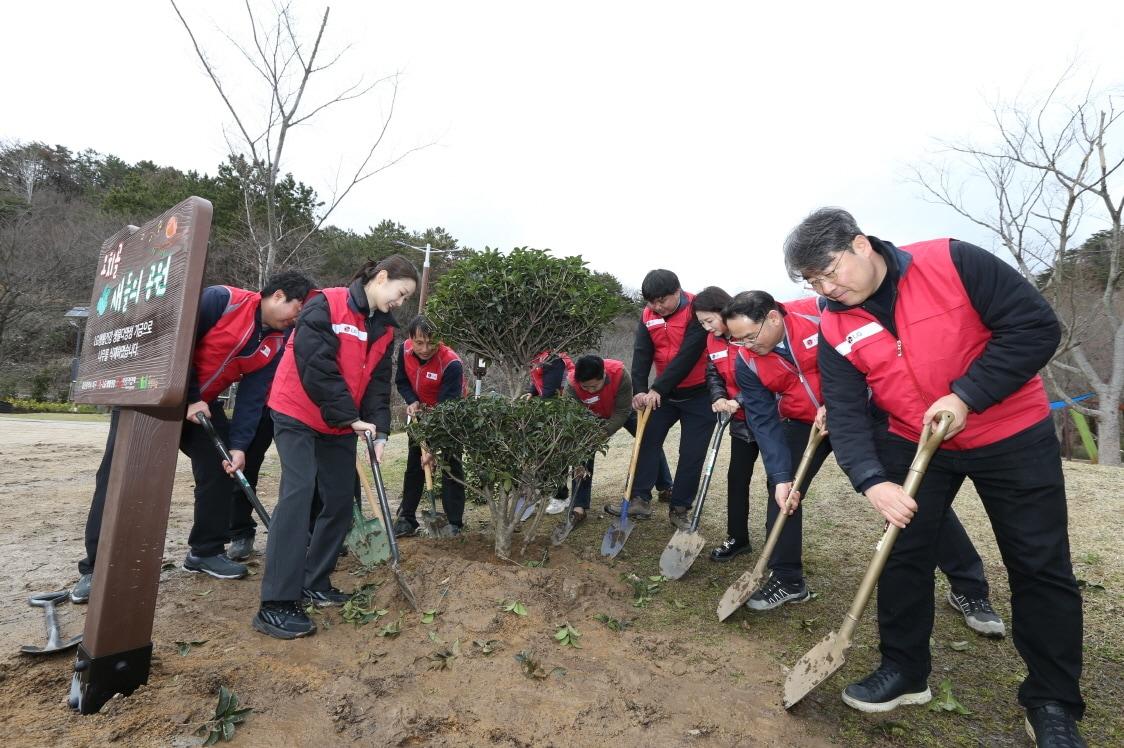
[[784, 208, 1084, 747]]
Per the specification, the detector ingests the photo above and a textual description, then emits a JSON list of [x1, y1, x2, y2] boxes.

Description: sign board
[[75, 197, 212, 407]]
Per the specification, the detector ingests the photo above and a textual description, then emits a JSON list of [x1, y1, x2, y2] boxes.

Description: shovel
[[197, 412, 271, 529], [782, 411, 953, 709], [659, 413, 732, 580], [550, 469, 581, 546], [347, 459, 392, 567], [717, 424, 827, 621], [420, 461, 455, 538], [601, 405, 652, 558], [20, 591, 82, 655], [363, 432, 420, 611]]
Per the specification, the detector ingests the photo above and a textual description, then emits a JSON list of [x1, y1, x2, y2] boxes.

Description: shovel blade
[[519, 501, 539, 522], [600, 515, 634, 558], [716, 564, 769, 621], [345, 503, 391, 568], [390, 560, 419, 611], [783, 629, 850, 709], [659, 529, 706, 580], [551, 519, 575, 546], [420, 510, 455, 539]]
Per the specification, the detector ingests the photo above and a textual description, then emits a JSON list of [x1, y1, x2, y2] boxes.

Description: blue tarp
[[1049, 393, 1094, 410]]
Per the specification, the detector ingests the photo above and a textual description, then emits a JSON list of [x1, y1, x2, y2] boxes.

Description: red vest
[[738, 297, 823, 424], [268, 287, 395, 435], [705, 334, 745, 422], [192, 287, 286, 403], [568, 358, 626, 419], [530, 351, 575, 396], [819, 238, 1050, 449], [401, 340, 466, 406], [642, 291, 707, 388]]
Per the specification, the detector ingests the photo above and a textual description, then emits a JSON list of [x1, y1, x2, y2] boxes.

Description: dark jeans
[[874, 424, 1084, 717], [260, 412, 357, 602], [228, 412, 276, 541], [634, 391, 713, 508], [400, 437, 466, 527], [726, 435, 758, 543], [580, 412, 674, 507]]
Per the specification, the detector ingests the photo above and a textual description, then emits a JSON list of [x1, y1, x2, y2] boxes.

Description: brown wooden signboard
[[69, 197, 210, 715]]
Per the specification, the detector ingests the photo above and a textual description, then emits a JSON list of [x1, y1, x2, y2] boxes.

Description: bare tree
[[0, 140, 46, 203], [912, 72, 1124, 465], [170, 1, 433, 286]]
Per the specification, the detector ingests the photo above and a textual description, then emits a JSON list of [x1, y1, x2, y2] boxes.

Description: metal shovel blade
[[783, 629, 848, 709], [601, 507, 633, 558], [519, 499, 539, 522], [716, 564, 767, 622], [345, 500, 391, 568], [420, 508, 455, 538], [390, 560, 419, 611], [551, 517, 576, 546], [659, 529, 707, 580]]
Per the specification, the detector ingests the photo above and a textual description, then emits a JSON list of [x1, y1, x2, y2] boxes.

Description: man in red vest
[[524, 351, 575, 398], [784, 208, 1084, 746], [71, 271, 314, 602], [393, 315, 466, 536], [724, 292, 1001, 628], [607, 269, 711, 529]]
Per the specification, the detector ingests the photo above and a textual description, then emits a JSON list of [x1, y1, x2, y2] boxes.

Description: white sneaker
[[546, 499, 568, 515]]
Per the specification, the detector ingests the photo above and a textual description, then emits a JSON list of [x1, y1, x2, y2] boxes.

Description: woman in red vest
[[254, 255, 418, 640]]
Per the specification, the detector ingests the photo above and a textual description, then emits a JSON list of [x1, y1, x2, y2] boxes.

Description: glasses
[[729, 320, 766, 347], [802, 252, 846, 291]]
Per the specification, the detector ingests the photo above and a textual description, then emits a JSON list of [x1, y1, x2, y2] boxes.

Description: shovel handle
[[197, 413, 271, 529], [687, 413, 732, 531], [837, 411, 953, 643], [622, 405, 652, 503]]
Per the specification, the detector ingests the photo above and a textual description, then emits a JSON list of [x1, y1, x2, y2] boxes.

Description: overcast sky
[[4, 1, 1124, 297]]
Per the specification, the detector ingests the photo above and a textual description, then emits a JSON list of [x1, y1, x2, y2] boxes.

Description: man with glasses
[[784, 208, 1084, 747]]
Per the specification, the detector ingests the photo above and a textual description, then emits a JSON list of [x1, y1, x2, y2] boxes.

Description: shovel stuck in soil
[[659, 413, 731, 580], [782, 411, 952, 710], [364, 432, 420, 611], [349, 458, 392, 568], [717, 424, 827, 621], [420, 461, 456, 538], [601, 405, 652, 559], [197, 413, 271, 529], [550, 469, 580, 546]]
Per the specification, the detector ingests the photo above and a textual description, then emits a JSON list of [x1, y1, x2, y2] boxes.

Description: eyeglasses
[[802, 251, 846, 291], [729, 320, 766, 347]]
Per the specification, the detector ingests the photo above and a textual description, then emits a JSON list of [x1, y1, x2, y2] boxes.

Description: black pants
[[634, 391, 713, 509], [400, 437, 465, 527], [762, 420, 833, 583], [228, 413, 277, 541], [80, 405, 235, 574], [576, 412, 674, 508], [260, 412, 357, 602], [725, 435, 759, 542], [874, 424, 1084, 717]]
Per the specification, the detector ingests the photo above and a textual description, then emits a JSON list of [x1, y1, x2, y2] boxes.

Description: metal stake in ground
[[717, 424, 827, 621], [601, 405, 653, 558], [196, 412, 271, 529], [20, 592, 82, 655], [659, 412, 731, 580], [782, 411, 953, 710], [364, 432, 420, 611]]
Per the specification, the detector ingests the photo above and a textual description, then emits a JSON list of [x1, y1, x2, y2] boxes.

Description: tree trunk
[[1097, 405, 1121, 466]]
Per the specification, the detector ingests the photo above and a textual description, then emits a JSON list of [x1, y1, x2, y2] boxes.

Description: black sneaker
[[657, 487, 673, 504], [746, 574, 810, 610], [227, 535, 254, 562], [393, 517, 419, 538], [302, 586, 351, 607], [841, 665, 931, 713], [709, 537, 752, 562], [605, 499, 652, 519], [70, 573, 93, 604], [1025, 703, 1086, 747], [183, 552, 248, 579], [947, 591, 1006, 637], [253, 601, 316, 639], [668, 506, 691, 530]]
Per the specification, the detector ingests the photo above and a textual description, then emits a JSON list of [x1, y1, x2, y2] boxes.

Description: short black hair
[[641, 269, 680, 301], [574, 354, 605, 383], [407, 315, 437, 339], [783, 207, 863, 281], [722, 290, 779, 324], [262, 270, 315, 301], [692, 286, 733, 314]]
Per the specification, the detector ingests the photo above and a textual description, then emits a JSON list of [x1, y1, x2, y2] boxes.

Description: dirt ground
[[0, 415, 1120, 747]]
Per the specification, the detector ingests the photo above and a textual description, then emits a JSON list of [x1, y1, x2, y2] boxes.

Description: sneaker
[[70, 573, 93, 604], [841, 665, 932, 713], [393, 517, 419, 538], [1025, 703, 1086, 747], [709, 537, 752, 562], [449, 525, 463, 537], [947, 591, 1006, 637], [657, 487, 673, 504], [253, 601, 316, 639], [746, 574, 810, 611], [669, 506, 691, 530], [183, 552, 248, 579], [302, 586, 351, 607], [227, 535, 254, 561], [604, 499, 652, 519], [546, 498, 568, 515]]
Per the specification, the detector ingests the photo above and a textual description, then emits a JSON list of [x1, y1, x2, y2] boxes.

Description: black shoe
[[668, 506, 690, 530], [709, 537, 752, 562], [947, 591, 1006, 637], [1025, 703, 1086, 747], [302, 586, 351, 607], [227, 535, 254, 562], [70, 573, 93, 604], [746, 574, 810, 610], [393, 517, 419, 538], [841, 665, 931, 713], [183, 552, 248, 579], [657, 487, 673, 504], [253, 601, 316, 639]]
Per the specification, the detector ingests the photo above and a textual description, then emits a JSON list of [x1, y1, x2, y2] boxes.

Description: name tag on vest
[[802, 334, 818, 350], [708, 349, 729, 361], [583, 395, 601, 404], [425, 372, 439, 381], [645, 318, 666, 329], [834, 322, 885, 356], [331, 323, 367, 341]]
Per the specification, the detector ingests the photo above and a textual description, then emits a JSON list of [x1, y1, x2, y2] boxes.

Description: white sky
[[4, 1, 1124, 298]]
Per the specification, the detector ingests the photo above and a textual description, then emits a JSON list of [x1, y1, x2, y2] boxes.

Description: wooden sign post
[[68, 196, 211, 714]]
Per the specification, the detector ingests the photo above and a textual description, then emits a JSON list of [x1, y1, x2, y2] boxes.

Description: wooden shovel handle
[[622, 405, 652, 501]]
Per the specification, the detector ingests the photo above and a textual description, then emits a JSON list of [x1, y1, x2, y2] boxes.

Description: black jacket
[[631, 292, 709, 399], [294, 279, 398, 437], [819, 237, 1061, 493]]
